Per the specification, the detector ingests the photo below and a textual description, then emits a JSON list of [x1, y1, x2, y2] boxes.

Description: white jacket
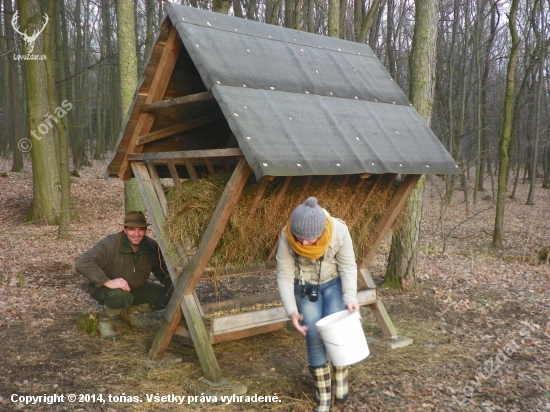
[[276, 217, 358, 317]]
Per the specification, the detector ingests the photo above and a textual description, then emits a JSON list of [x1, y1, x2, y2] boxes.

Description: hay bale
[[165, 174, 397, 269]]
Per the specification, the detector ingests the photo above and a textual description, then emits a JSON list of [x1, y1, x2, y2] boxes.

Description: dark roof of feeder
[[108, 4, 459, 180]]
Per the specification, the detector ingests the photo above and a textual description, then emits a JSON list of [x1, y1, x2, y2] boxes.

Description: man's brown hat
[[122, 211, 150, 228]]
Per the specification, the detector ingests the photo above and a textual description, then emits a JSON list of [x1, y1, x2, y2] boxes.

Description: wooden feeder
[[107, 5, 459, 388]]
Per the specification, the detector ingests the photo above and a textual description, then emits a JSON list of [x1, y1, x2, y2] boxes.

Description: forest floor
[[0, 158, 548, 412]]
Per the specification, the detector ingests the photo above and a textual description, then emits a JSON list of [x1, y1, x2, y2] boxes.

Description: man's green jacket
[[75, 232, 172, 292]]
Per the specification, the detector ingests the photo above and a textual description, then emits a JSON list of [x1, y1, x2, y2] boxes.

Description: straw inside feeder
[[165, 173, 398, 270]]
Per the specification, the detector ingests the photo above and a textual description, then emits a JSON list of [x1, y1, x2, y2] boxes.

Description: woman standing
[[276, 197, 359, 411]]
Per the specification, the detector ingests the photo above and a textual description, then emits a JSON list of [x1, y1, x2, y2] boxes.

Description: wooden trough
[[107, 5, 458, 387]]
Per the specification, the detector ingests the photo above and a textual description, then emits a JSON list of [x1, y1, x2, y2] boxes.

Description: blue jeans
[[295, 277, 345, 367]]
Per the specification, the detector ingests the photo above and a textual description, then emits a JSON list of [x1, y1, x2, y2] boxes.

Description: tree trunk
[[4, 0, 25, 172], [385, 0, 396, 79], [44, 0, 71, 236], [385, 0, 439, 289], [526, 0, 546, 205], [492, 0, 520, 249], [328, 0, 339, 38], [18, 0, 61, 224], [117, 0, 145, 214]]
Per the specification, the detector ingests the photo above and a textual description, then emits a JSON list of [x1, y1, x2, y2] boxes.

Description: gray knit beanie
[[290, 197, 326, 240]]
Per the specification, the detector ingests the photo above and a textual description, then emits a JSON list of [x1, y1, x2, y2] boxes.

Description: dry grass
[[165, 174, 397, 270]]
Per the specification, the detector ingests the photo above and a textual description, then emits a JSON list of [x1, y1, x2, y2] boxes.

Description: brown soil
[[0, 158, 548, 411]]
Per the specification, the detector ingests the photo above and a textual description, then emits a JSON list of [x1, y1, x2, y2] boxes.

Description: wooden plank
[[174, 322, 286, 345], [136, 113, 225, 145], [357, 174, 421, 269], [211, 322, 285, 344], [208, 306, 288, 334], [184, 159, 199, 183], [146, 161, 168, 218], [180, 294, 223, 382], [264, 177, 293, 260], [141, 91, 214, 112], [225, 176, 272, 263], [358, 268, 377, 289], [166, 159, 182, 191], [302, 175, 313, 192], [340, 177, 366, 220], [370, 299, 398, 338], [318, 175, 332, 198], [348, 174, 383, 230], [204, 158, 215, 175], [207, 289, 376, 335], [119, 25, 183, 180], [163, 157, 252, 321], [129, 148, 243, 161], [149, 317, 182, 360]]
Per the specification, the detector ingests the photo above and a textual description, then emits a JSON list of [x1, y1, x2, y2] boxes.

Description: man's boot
[[97, 306, 121, 340], [332, 365, 349, 404], [309, 363, 331, 412], [120, 303, 153, 328]]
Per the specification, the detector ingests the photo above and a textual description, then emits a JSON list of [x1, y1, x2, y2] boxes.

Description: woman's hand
[[346, 302, 360, 313], [290, 312, 308, 336]]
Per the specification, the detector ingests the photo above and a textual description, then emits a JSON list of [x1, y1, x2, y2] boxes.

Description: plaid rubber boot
[[309, 363, 331, 412], [332, 365, 349, 404]]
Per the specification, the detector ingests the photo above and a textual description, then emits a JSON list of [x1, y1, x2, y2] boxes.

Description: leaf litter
[[0, 158, 548, 411]]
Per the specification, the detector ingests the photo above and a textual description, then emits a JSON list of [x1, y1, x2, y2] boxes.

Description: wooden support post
[[357, 174, 420, 270], [340, 177, 366, 220], [204, 158, 215, 175], [370, 299, 398, 337], [348, 174, 383, 230], [181, 294, 223, 382], [318, 175, 332, 198], [355, 174, 421, 338], [153, 158, 252, 369], [131, 162, 188, 359], [141, 90, 215, 112], [146, 160, 168, 217], [225, 176, 273, 264], [136, 113, 225, 146], [302, 175, 313, 192], [166, 159, 182, 191], [263, 177, 293, 261], [184, 159, 199, 182]]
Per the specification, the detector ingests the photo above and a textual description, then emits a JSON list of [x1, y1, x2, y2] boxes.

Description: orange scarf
[[285, 215, 333, 260]]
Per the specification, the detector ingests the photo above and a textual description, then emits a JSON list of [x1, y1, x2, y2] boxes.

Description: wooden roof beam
[[118, 24, 182, 180], [128, 148, 243, 161], [136, 113, 225, 146], [141, 91, 215, 112]]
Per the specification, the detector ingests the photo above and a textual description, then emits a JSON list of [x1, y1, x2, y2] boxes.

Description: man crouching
[[76, 211, 173, 340]]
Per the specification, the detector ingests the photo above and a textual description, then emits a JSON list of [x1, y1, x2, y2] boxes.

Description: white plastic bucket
[[315, 310, 370, 367]]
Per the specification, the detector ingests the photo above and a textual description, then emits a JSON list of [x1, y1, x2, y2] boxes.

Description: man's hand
[[346, 302, 360, 313], [103, 278, 130, 291], [290, 312, 308, 336]]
